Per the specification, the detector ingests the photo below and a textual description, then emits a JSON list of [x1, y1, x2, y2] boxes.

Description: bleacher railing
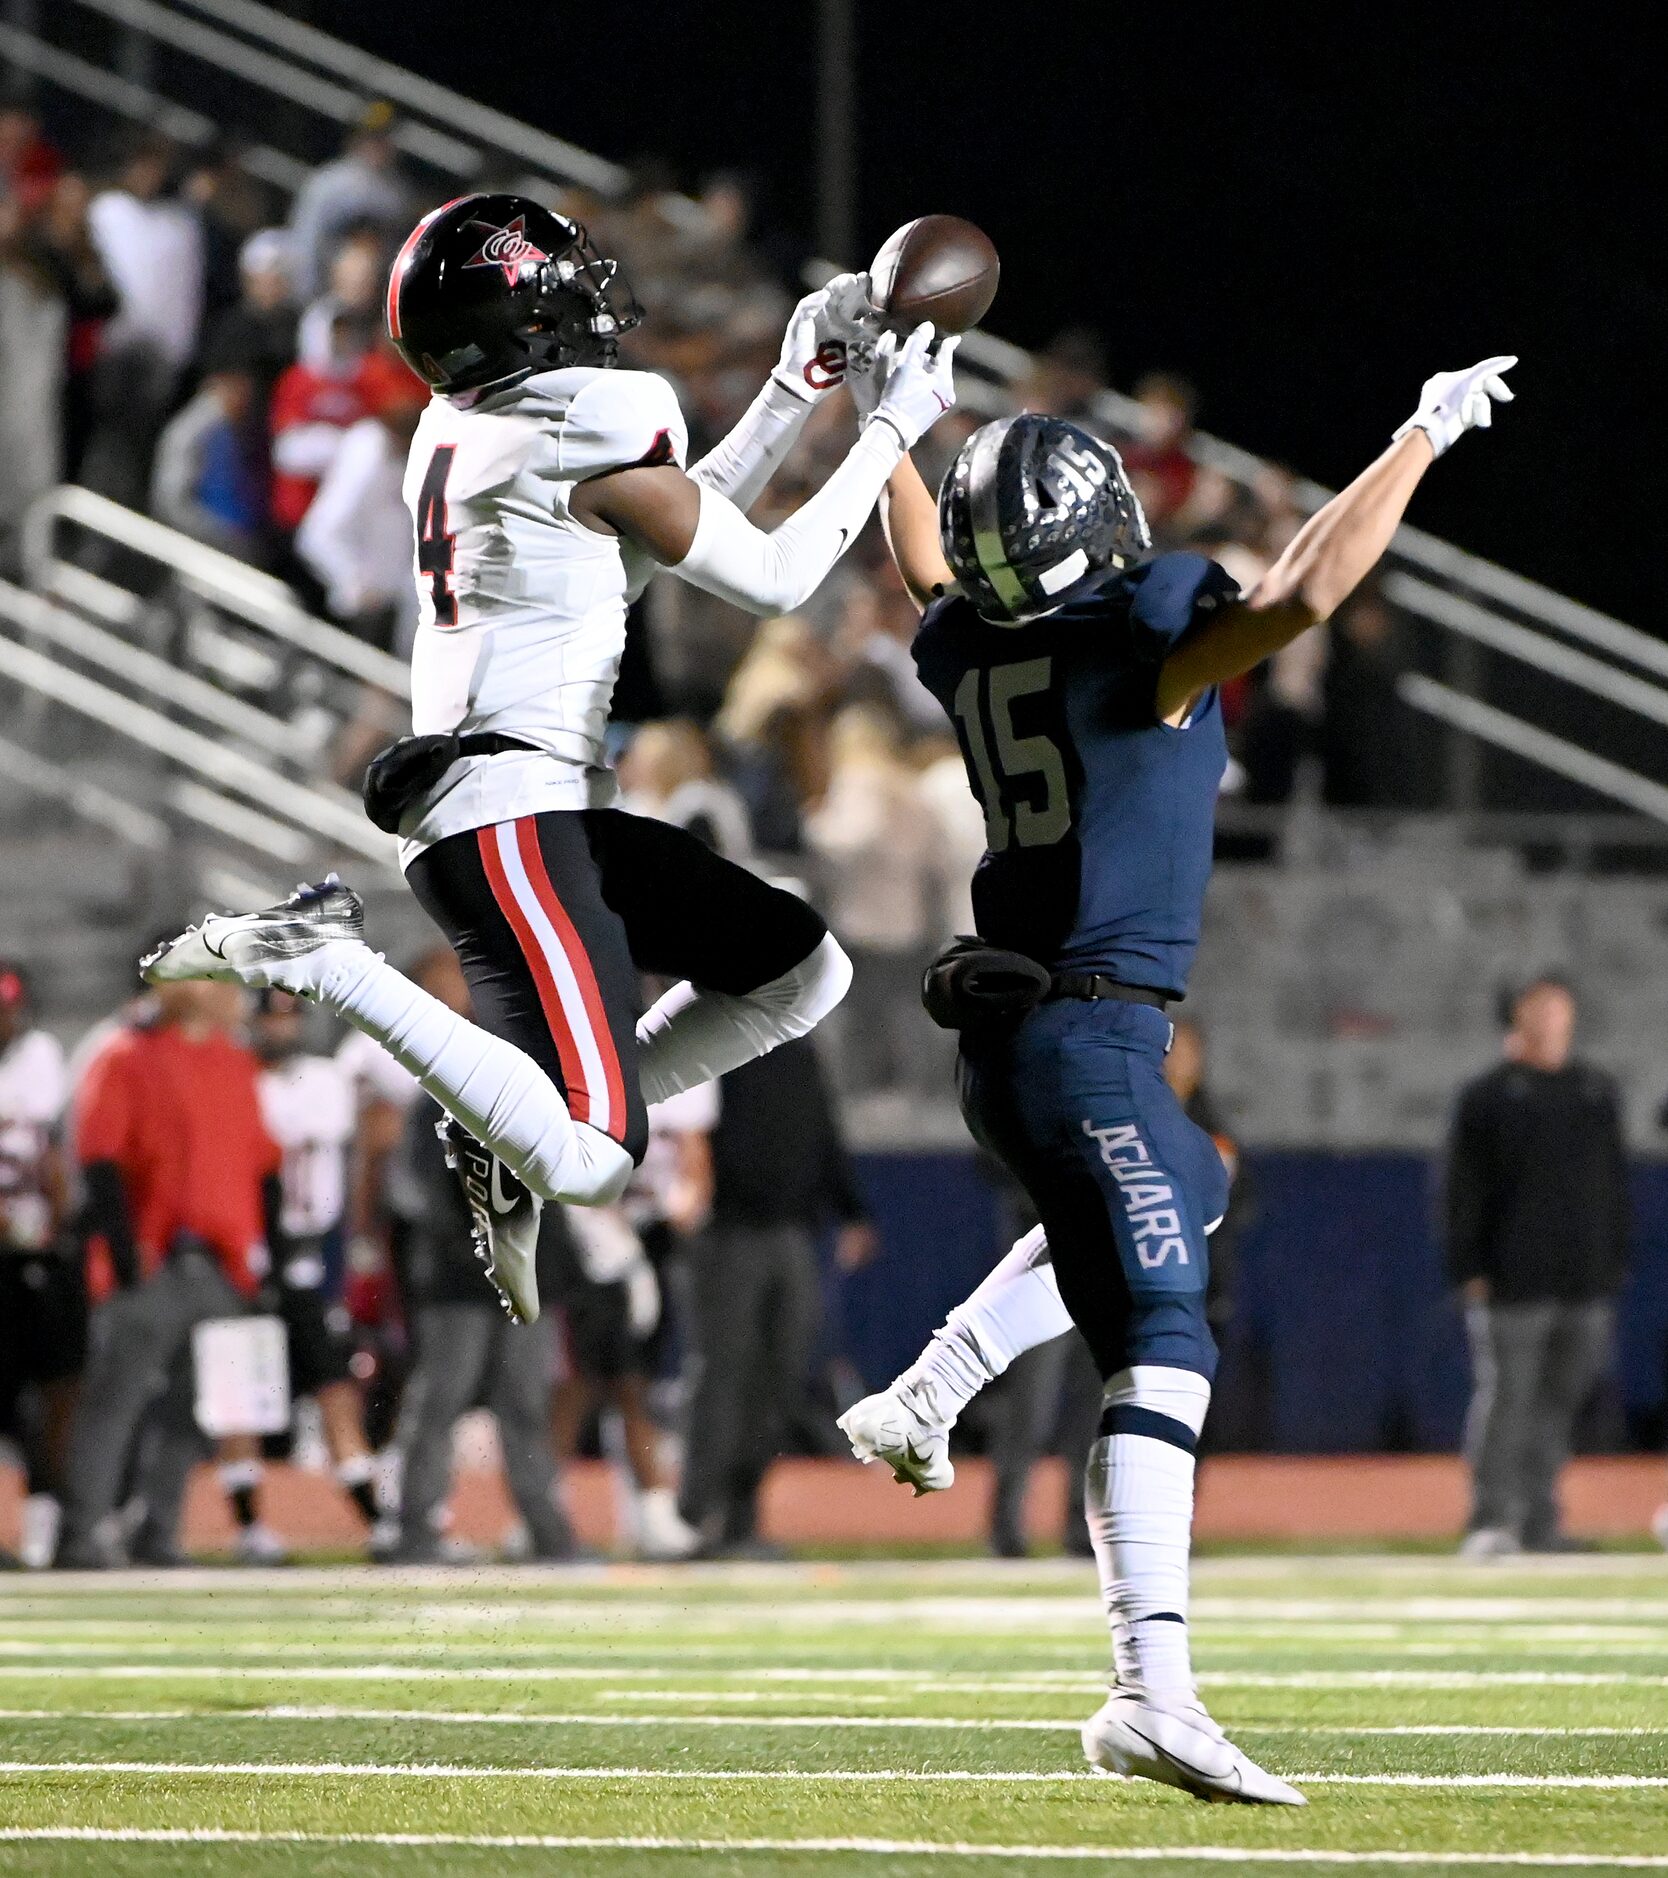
[[6, 0, 1667, 824]]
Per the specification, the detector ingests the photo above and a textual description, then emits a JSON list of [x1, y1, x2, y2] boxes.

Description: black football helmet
[[386, 192, 641, 393], [938, 415, 1150, 624]]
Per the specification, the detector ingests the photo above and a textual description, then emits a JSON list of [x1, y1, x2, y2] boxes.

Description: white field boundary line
[[4, 1760, 1668, 1789], [2, 1664, 1666, 1690], [6, 1830, 1668, 1868], [3, 1706, 1665, 1739]]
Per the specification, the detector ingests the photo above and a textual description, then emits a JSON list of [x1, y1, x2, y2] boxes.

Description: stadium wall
[[844, 1152, 1668, 1453]]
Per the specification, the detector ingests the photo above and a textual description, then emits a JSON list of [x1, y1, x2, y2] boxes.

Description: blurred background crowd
[[2, 85, 1664, 1564]]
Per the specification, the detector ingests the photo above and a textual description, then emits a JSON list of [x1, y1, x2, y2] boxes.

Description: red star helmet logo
[[461, 216, 550, 286]]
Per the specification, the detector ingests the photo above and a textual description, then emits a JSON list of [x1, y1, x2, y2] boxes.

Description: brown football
[[869, 215, 999, 336]]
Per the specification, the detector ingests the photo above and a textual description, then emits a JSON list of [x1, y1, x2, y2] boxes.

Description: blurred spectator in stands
[[387, 1096, 580, 1563], [296, 383, 424, 650], [23, 173, 116, 480], [0, 192, 66, 546], [715, 616, 837, 852], [81, 132, 204, 507], [679, 1037, 873, 1556], [269, 311, 402, 540], [297, 224, 388, 363], [204, 229, 299, 412], [0, 94, 61, 216], [806, 705, 936, 1091], [1447, 976, 1629, 1558], [149, 345, 267, 558], [618, 719, 754, 861], [552, 1195, 699, 1561], [1320, 588, 1413, 808], [59, 977, 280, 1567], [1016, 326, 1107, 423], [182, 138, 274, 320], [1122, 372, 1199, 536], [247, 991, 385, 1560], [835, 562, 947, 736], [287, 103, 407, 299], [0, 963, 80, 1570], [916, 734, 988, 940]]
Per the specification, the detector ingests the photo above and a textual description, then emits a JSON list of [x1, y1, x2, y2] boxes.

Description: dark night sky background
[[296, 4, 1661, 630]]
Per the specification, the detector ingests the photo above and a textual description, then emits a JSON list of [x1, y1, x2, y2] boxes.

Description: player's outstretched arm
[[1154, 357, 1515, 723], [687, 274, 876, 513], [572, 324, 959, 617], [879, 453, 955, 610]]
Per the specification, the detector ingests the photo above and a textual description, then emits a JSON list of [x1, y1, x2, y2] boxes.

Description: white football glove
[[1393, 355, 1517, 457], [771, 271, 879, 405], [867, 322, 960, 450]]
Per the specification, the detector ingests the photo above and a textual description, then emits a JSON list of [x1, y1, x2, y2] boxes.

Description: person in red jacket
[[268, 314, 415, 536], [58, 976, 283, 1567]]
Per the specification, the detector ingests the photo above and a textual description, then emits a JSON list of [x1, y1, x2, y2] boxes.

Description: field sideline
[[2, 1555, 1666, 1875]]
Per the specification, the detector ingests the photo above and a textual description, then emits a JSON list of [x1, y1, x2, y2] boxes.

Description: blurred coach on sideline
[[1446, 976, 1630, 1558]]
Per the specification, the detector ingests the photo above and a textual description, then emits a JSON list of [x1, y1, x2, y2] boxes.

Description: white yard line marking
[[4, 1829, 1668, 1866], [3, 1759, 1668, 1789], [2, 1706, 1664, 1739], [1, 1663, 1665, 1691]]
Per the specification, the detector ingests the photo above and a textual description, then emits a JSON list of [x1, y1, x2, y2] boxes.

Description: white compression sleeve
[[1086, 1365, 1212, 1697], [672, 419, 906, 617], [309, 942, 633, 1207], [687, 377, 810, 513], [634, 931, 852, 1106], [897, 1227, 1074, 1421]]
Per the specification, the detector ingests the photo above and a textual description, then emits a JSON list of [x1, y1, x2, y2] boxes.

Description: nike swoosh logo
[[490, 1159, 518, 1215]]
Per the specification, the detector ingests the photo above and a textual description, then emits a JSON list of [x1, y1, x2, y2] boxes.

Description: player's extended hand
[[1394, 356, 1517, 457], [772, 271, 880, 404], [867, 322, 960, 450]]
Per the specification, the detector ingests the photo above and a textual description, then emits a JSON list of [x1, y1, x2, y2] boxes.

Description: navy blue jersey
[[912, 551, 1237, 997]]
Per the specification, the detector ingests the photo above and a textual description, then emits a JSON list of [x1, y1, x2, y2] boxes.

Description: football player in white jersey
[[145, 191, 959, 1327]]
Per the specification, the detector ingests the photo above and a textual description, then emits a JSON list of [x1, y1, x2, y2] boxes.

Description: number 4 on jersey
[[416, 445, 458, 625]]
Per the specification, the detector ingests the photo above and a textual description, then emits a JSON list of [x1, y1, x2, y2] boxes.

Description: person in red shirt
[[268, 316, 415, 535], [58, 976, 284, 1567]]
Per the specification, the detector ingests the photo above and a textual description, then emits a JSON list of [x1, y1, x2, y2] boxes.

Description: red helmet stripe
[[385, 194, 474, 342]]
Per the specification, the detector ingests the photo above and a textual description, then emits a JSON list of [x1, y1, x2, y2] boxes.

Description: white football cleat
[[233, 1521, 291, 1566], [636, 1487, 701, 1562], [838, 1378, 955, 1495], [439, 1118, 542, 1324], [141, 877, 364, 993], [1082, 1690, 1305, 1806]]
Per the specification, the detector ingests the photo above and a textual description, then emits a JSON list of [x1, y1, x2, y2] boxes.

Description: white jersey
[[398, 365, 688, 862], [0, 1028, 66, 1252], [258, 1052, 357, 1239]]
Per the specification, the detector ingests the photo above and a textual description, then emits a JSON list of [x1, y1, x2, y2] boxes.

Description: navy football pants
[[959, 998, 1225, 1383]]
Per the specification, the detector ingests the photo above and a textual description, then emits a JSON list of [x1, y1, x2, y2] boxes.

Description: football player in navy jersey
[[841, 357, 1516, 1802]]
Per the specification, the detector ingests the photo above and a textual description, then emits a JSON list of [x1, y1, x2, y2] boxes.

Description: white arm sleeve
[[672, 419, 904, 617], [687, 377, 810, 513]]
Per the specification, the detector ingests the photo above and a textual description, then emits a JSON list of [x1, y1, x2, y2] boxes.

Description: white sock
[[302, 941, 632, 1205], [1085, 1365, 1211, 1699], [635, 932, 851, 1104], [897, 1226, 1073, 1422]]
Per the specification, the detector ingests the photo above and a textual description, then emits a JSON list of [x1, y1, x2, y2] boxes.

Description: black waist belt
[[1046, 972, 1171, 1011], [362, 731, 542, 832], [455, 733, 540, 758]]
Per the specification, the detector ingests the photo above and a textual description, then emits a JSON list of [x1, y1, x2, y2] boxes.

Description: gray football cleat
[[1081, 1689, 1307, 1805], [141, 877, 364, 991], [439, 1118, 542, 1324], [838, 1377, 955, 1495]]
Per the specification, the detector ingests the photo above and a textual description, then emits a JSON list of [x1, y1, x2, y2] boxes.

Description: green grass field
[[2, 1553, 1666, 1874]]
